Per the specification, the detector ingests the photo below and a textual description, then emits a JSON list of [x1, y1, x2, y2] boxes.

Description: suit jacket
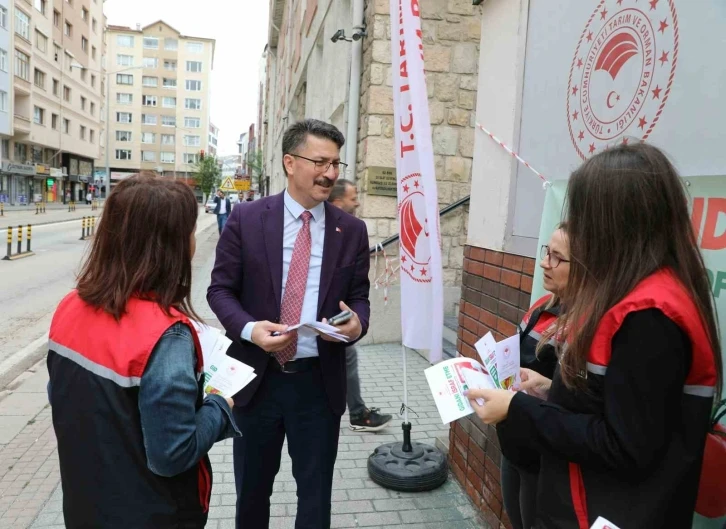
[[213, 196, 231, 215], [207, 191, 371, 415]]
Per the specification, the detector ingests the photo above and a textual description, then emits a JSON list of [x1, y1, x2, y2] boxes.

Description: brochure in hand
[[424, 331, 521, 424], [191, 322, 257, 398]]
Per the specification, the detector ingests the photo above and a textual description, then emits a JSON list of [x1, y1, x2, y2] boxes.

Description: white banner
[[390, 0, 443, 363]]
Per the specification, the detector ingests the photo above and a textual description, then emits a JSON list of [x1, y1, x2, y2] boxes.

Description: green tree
[[246, 149, 265, 196], [193, 155, 221, 203]]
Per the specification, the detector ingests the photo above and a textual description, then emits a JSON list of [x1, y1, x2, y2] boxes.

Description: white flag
[[390, 0, 444, 363]]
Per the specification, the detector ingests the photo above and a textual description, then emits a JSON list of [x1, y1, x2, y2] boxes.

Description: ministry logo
[[567, 0, 679, 159]]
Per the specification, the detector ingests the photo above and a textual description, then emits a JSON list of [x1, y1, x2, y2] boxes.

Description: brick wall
[[448, 245, 537, 529]]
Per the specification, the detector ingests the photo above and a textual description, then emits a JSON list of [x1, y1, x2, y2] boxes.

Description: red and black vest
[[47, 291, 212, 528], [538, 270, 717, 529], [517, 294, 562, 379]]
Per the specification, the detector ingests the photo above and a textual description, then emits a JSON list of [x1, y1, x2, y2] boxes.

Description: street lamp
[[71, 62, 144, 200]]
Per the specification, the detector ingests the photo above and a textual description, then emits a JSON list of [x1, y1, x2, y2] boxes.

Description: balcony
[[14, 114, 31, 134], [14, 76, 31, 96]]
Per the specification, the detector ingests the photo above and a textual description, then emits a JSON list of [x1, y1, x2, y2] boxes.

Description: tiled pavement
[[0, 225, 484, 529]]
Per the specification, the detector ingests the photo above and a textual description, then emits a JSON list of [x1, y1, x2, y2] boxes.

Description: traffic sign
[[234, 180, 250, 191], [219, 176, 236, 192]]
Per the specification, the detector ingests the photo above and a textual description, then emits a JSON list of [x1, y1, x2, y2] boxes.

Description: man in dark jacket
[[213, 190, 231, 234]]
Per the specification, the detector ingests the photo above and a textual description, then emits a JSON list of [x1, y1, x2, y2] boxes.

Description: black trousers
[[233, 359, 341, 529]]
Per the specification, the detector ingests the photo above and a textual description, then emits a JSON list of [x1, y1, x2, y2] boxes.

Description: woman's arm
[[498, 309, 689, 471], [138, 322, 240, 477]]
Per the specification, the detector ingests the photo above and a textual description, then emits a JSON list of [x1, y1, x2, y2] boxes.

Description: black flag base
[[367, 422, 448, 492]]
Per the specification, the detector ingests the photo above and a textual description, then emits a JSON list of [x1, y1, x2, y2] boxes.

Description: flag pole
[[401, 344, 412, 452]]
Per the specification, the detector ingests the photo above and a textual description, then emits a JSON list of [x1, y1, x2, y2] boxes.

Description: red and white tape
[[476, 123, 551, 189]]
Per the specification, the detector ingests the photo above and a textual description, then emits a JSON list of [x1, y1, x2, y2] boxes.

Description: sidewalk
[[0, 203, 103, 228], [0, 227, 484, 529]]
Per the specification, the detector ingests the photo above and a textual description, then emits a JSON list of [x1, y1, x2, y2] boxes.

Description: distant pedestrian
[[47, 173, 239, 528], [329, 179, 393, 432], [213, 189, 231, 234], [86, 191, 92, 205]]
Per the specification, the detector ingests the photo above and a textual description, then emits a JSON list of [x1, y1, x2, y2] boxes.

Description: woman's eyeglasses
[[540, 245, 570, 268]]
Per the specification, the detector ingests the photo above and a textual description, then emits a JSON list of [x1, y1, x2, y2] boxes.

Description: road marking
[[0, 332, 48, 377]]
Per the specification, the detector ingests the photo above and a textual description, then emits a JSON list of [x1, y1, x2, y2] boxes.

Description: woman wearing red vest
[[501, 224, 569, 529], [48, 174, 239, 528], [467, 143, 722, 529]]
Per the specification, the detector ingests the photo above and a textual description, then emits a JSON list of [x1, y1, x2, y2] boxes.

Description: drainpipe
[[344, 0, 365, 179]]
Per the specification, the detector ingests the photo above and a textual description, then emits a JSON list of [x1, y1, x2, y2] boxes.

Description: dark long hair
[[560, 143, 722, 398], [76, 173, 200, 321]]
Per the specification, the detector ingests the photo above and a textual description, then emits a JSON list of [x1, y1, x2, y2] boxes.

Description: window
[[164, 38, 178, 50], [51, 113, 58, 129], [33, 106, 45, 125], [63, 118, 70, 134], [161, 134, 175, 145], [81, 7, 88, 21], [33, 68, 45, 89], [53, 44, 60, 62], [143, 37, 159, 49], [116, 93, 133, 105], [143, 57, 158, 69], [81, 37, 88, 53], [15, 10, 30, 41], [14, 143, 27, 161], [80, 125, 86, 140], [63, 85, 71, 101], [80, 68, 87, 82], [161, 152, 175, 164], [116, 74, 133, 85], [36, 31, 48, 53], [163, 60, 176, 71], [142, 76, 158, 87], [90, 102, 95, 115], [34, 0, 47, 14], [0, 50, 8, 73], [117, 54, 134, 66], [116, 130, 131, 141], [184, 98, 201, 110], [186, 80, 202, 91], [53, 9, 59, 27], [141, 132, 155, 144], [80, 96, 86, 110], [184, 117, 201, 128], [115, 149, 132, 160], [92, 18, 97, 33], [162, 77, 176, 89], [52, 78, 58, 95], [91, 74, 96, 87], [162, 96, 176, 108], [64, 21, 72, 38], [90, 129, 95, 143], [91, 46, 96, 61], [184, 153, 200, 164], [116, 112, 132, 123], [141, 151, 156, 162], [15, 50, 29, 81], [142, 114, 157, 125], [184, 135, 201, 147], [161, 115, 176, 127], [117, 35, 134, 47], [0, 7, 7, 29], [142, 95, 157, 107], [186, 42, 203, 53], [0, 91, 8, 112], [186, 61, 203, 73]]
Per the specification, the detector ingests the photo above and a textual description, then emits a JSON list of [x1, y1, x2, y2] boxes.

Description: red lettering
[[399, 39, 406, 58], [400, 85, 410, 92], [411, 0, 420, 17], [400, 60, 409, 78], [400, 141, 415, 157], [691, 197, 705, 241], [701, 198, 726, 250], [400, 112, 413, 133]]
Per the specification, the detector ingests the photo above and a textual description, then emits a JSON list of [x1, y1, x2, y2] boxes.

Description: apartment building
[[208, 121, 217, 157], [105, 21, 214, 182], [0, 0, 106, 205]]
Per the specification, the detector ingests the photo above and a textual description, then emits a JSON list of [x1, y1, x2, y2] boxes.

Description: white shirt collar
[[284, 189, 325, 222]]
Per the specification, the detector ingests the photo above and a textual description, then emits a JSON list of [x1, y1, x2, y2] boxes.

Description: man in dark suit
[[212, 189, 231, 234], [207, 119, 370, 529]]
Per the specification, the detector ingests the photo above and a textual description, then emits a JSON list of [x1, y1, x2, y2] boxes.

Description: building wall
[[0, 0, 10, 137], [106, 22, 214, 176]]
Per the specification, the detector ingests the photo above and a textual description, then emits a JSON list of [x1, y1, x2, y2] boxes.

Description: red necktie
[[275, 211, 313, 365]]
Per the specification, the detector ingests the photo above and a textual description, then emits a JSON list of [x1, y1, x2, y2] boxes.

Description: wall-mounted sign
[[2, 162, 35, 175], [35, 164, 50, 175], [50, 168, 63, 177], [79, 160, 92, 177], [365, 166, 397, 197], [69, 159, 79, 176]]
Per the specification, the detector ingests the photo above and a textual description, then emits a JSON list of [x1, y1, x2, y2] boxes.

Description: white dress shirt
[[242, 190, 325, 359], [218, 197, 227, 215]]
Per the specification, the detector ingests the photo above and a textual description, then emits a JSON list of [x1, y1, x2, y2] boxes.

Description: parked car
[[205, 197, 216, 214]]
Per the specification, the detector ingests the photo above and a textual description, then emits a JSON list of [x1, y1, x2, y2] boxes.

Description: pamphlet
[[424, 331, 521, 424], [590, 517, 620, 529], [277, 321, 350, 342], [191, 322, 257, 398]]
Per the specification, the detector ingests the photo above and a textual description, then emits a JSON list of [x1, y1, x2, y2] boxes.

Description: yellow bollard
[[91, 216, 96, 236], [26, 224, 31, 252], [16, 225, 22, 255], [4, 226, 11, 258]]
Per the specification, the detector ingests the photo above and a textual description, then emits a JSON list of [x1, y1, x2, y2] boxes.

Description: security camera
[[351, 30, 367, 41], [331, 29, 350, 43]]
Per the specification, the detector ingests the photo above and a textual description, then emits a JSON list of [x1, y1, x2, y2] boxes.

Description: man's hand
[[321, 301, 362, 343], [250, 321, 295, 352]]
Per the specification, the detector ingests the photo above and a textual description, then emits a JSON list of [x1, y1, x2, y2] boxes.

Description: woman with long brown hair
[[47, 174, 238, 528], [466, 143, 722, 529]]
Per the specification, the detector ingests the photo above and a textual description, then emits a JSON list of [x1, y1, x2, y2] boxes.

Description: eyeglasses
[[540, 245, 570, 268], [287, 153, 348, 174]]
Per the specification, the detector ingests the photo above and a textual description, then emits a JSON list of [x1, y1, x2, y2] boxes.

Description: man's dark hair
[[328, 179, 355, 203], [281, 119, 345, 177]]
